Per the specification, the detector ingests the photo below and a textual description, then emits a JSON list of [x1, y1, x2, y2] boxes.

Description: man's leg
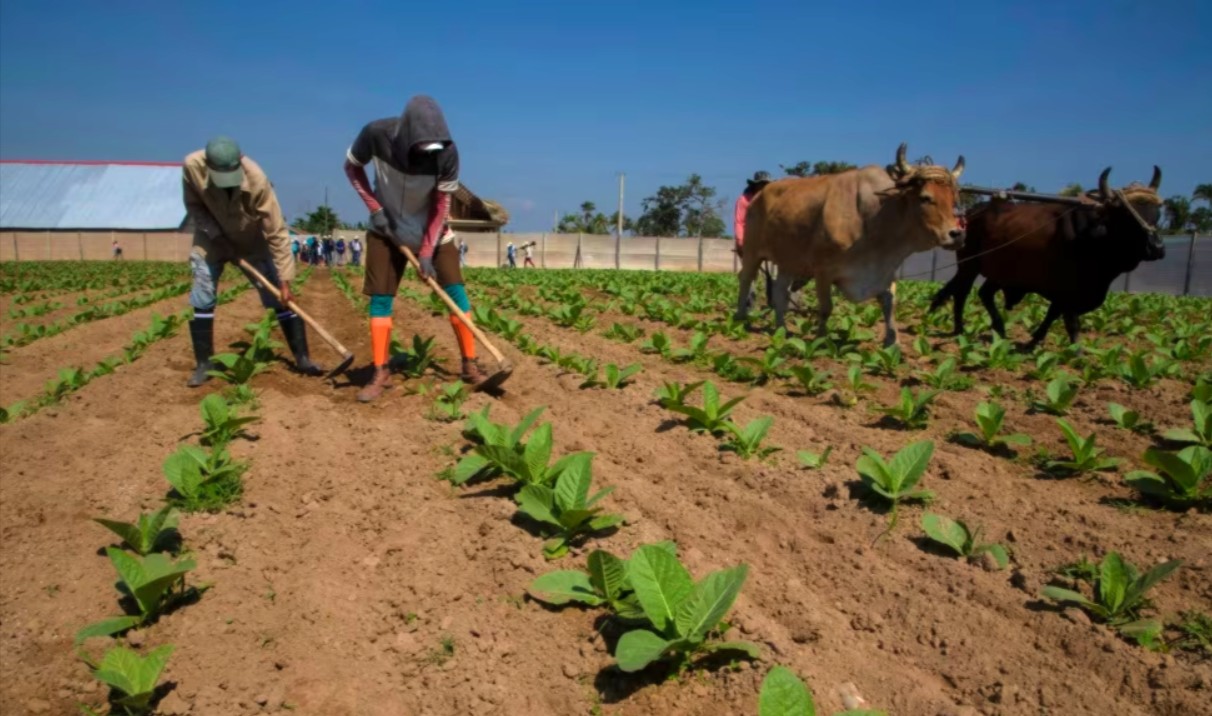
[[242, 256, 324, 376], [434, 241, 485, 388], [187, 250, 224, 387], [358, 232, 405, 402]]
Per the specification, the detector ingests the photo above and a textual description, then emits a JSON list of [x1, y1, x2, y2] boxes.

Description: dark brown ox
[[928, 167, 1164, 347], [735, 144, 965, 346]]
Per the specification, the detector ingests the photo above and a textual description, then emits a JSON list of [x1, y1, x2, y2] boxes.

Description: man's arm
[[183, 177, 224, 241], [251, 178, 295, 286], [733, 195, 748, 246]]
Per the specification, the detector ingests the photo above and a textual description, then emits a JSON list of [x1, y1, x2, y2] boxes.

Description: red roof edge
[[0, 159, 182, 167]]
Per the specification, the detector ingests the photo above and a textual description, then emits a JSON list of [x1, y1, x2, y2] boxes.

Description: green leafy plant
[[758, 665, 886, 716], [603, 322, 643, 343], [655, 380, 704, 409], [1029, 376, 1079, 416], [916, 357, 972, 392], [920, 513, 1008, 570], [721, 416, 781, 461], [953, 402, 1031, 452], [856, 440, 935, 526], [640, 331, 672, 358], [162, 444, 246, 512], [76, 549, 199, 643], [582, 362, 642, 390], [614, 544, 757, 673], [390, 334, 441, 378], [789, 364, 833, 396], [1124, 446, 1211, 509], [844, 364, 875, 396], [876, 387, 939, 430], [1046, 419, 1120, 476], [82, 644, 174, 715], [1107, 403, 1153, 435], [796, 447, 833, 470], [1042, 552, 1182, 647], [449, 406, 590, 489], [1191, 377, 1212, 403], [1028, 351, 1062, 381], [515, 454, 624, 559], [1172, 611, 1212, 655], [1118, 352, 1164, 389], [527, 542, 678, 622], [862, 345, 903, 377], [198, 393, 257, 446], [663, 381, 745, 436], [428, 382, 469, 422], [670, 331, 710, 363], [93, 506, 178, 556], [1163, 400, 1211, 447]]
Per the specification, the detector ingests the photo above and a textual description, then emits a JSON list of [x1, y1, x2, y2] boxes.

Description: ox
[[735, 144, 966, 346], [928, 167, 1164, 347]]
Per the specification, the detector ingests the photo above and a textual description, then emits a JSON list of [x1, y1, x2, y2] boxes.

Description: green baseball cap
[[204, 136, 244, 188]]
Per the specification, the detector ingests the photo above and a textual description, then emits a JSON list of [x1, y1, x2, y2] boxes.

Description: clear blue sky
[[2, 0, 1209, 232]]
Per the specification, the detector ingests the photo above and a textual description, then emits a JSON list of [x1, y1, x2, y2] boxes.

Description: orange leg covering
[[450, 312, 476, 360], [370, 317, 392, 367]]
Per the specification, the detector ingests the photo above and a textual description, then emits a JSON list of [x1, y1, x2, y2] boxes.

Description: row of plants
[[0, 260, 190, 295], [1, 280, 193, 350]]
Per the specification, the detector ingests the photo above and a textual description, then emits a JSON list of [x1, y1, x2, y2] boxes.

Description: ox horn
[[951, 155, 965, 180], [1098, 167, 1112, 203], [1149, 165, 1162, 192], [895, 143, 912, 177]]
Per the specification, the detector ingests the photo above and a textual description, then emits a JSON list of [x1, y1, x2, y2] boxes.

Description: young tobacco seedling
[[920, 513, 1009, 570], [1191, 377, 1212, 403], [655, 380, 704, 410], [515, 454, 624, 559], [916, 357, 973, 392], [862, 345, 903, 377], [93, 506, 179, 556], [876, 387, 939, 430], [664, 381, 745, 436], [670, 332, 710, 363], [1042, 551, 1182, 647], [428, 382, 469, 422], [1124, 446, 1212, 509], [83, 644, 174, 716], [76, 549, 199, 643], [582, 363, 642, 390], [1118, 352, 1163, 389], [527, 542, 678, 622], [1163, 399, 1211, 447], [1029, 376, 1079, 416], [844, 364, 876, 396], [163, 444, 246, 513], [1172, 611, 1212, 655], [390, 334, 441, 378], [199, 393, 257, 446], [640, 331, 673, 358], [614, 545, 758, 673], [721, 416, 781, 461], [789, 364, 833, 396], [603, 322, 643, 343], [797, 447, 833, 470], [856, 440, 935, 525], [953, 402, 1031, 453], [1107, 403, 1153, 435], [1046, 419, 1120, 476], [758, 665, 887, 716]]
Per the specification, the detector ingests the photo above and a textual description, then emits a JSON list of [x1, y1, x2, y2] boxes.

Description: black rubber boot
[[277, 312, 324, 376], [187, 316, 215, 388]]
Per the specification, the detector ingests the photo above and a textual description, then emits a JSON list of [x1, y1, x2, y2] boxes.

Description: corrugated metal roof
[[0, 161, 187, 230]]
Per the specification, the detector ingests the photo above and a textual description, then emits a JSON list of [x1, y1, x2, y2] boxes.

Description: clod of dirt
[[156, 691, 192, 715]]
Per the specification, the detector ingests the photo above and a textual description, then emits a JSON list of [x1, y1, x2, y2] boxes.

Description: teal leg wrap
[[369, 294, 394, 318], [443, 283, 471, 312]]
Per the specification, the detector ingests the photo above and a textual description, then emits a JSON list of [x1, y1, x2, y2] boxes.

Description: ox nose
[[948, 228, 966, 248]]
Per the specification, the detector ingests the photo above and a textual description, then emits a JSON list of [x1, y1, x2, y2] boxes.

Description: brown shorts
[[362, 231, 464, 296]]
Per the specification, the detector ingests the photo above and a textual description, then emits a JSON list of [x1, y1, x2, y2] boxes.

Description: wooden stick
[[236, 259, 353, 361]]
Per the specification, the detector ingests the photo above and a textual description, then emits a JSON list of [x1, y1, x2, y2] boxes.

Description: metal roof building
[[0, 160, 187, 231]]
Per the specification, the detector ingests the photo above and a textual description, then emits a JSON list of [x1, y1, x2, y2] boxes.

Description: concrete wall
[[0, 231, 194, 262]]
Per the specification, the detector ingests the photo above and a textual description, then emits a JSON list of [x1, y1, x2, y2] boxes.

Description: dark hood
[[392, 95, 452, 170]]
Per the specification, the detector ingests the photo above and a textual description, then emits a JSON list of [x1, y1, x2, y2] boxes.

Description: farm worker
[[112, 239, 124, 260], [458, 237, 468, 267], [523, 241, 535, 267], [323, 237, 335, 267], [182, 136, 324, 387], [350, 237, 363, 266], [734, 171, 775, 305], [343, 94, 486, 402], [336, 237, 347, 265], [506, 241, 517, 268], [291, 238, 301, 263]]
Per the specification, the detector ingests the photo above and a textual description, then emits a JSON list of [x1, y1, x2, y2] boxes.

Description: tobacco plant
[[758, 665, 887, 716], [515, 453, 624, 559], [796, 447, 833, 470], [721, 416, 780, 461], [1163, 399, 1211, 447], [163, 444, 246, 512], [916, 357, 972, 392], [876, 387, 939, 430], [76, 550, 199, 643], [1124, 446, 1211, 509], [655, 380, 704, 410], [1042, 552, 1182, 647], [390, 334, 441, 378], [789, 364, 833, 396], [1107, 403, 1153, 435], [920, 513, 1009, 569], [199, 393, 257, 446], [953, 402, 1031, 453], [856, 440, 935, 526], [1029, 376, 1079, 416], [93, 506, 179, 556], [663, 381, 745, 436], [1046, 419, 1120, 476], [428, 382, 469, 422], [603, 322, 644, 343], [82, 644, 174, 715], [581, 362, 643, 390]]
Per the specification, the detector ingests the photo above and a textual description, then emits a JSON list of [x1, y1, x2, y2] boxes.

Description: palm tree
[[1192, 183, 1212, 207], [1164, 196, 1191, 231], [1190, 207, 1212, 233]]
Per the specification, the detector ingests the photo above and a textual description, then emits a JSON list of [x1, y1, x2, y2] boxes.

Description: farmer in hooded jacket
[[343, 95, 485, 402], [182, 136, 324, 387]]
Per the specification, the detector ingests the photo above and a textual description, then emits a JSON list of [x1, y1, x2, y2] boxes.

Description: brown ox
[[735, 144, 965, 346]]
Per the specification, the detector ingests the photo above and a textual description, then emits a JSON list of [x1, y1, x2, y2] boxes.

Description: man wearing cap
[[343, 95, 486, 403], [182, 136, 324, 387]]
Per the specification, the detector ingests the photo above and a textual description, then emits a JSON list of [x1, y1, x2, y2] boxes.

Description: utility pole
[[617, 173, 625, 239], [324, 186, 330, 235], [553, 209, 559, 232]]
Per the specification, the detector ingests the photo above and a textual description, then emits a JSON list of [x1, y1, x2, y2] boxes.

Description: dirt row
[[0, 267, 1207, 716]]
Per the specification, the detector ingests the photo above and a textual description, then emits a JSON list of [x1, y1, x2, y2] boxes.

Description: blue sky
[[2, 0, 1209, 232]]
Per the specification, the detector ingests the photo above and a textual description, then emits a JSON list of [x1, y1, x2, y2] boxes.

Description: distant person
[[336, 237, 347, 265], [350, 237, 363, 266], [734, 171, 774, 305], [506, 241, 517, 269], [523, 241, 535, 268], [180, 135, 323, 387], [323, 237, 335, 266], [291, 238, 301, 263], [306, 235, 317, 264], [112, 239, 124, 260], [458, 237, 468, 267]]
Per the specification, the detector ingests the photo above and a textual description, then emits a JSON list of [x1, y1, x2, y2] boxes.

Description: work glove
[[418, 254, 436, 281], [370, 209, 396, 238]]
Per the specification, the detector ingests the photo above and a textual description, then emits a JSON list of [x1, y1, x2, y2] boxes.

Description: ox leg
[[977, 281, 1007, 338], [772, 271, 793, 330], [1026, 303, 1063, 350], [1062, 312, 1081, 344], [878, 286, 898, 347], [814, 280, 833, 338]]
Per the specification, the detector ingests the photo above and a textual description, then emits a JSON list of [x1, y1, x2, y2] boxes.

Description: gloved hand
[[418, 254, 436, 281], [370, 209, 396, 238]]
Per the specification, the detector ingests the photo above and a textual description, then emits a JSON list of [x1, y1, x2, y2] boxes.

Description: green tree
[[1192, 183, 1212, 206], [1190, 207, 1212, 232], [781, 160, 857, 177], [1164, 196, 1191, 231], [292, 205, 341, 235], [1059, 183, 1084, 197], [634, 175, 727, 237], [780, 161, 812, 177], [1011, 182, 1037, 193], [557, 200, 614, 234]]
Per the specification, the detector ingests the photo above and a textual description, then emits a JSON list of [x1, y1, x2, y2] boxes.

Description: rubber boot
[[277, 313, 324, 376], [357, 365, 392, 403], [460, 357, 487, 389], [187, 316, 214, 388]]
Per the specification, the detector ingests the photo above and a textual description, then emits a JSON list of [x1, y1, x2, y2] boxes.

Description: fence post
[[614, 231, 620, 270], [496, 232, 502, 267], [541, 233, 547, 268], [697, 235, 704, 272], [930, 250, 937, 281], [1183, 232, 1197, 296], [45, 231, 51, 260], [12, 234, 19, 262], [655, 236, 661, 271]]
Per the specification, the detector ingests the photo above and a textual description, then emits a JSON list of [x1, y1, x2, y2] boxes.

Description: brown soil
[[0, 267, 1208, 716]]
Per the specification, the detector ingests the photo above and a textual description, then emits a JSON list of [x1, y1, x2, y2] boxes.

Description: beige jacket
[[182, 151, 294, 282]]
